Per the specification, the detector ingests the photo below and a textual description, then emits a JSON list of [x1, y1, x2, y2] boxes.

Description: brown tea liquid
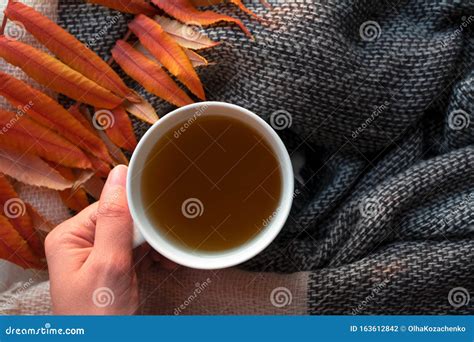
[[141, 115, 282, 252]]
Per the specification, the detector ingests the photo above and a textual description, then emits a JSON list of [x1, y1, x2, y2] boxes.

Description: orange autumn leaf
[[154, 15, 220, 50], [0, 109, 92, 170], [87, 0, 156, 15], [67, 106, 126, 168], [99, 131, 130, 165], [185, 48, 211, 67], [0, 214, 43, 269], [0, 148, 77, 190], [86, 153, 112, 177], [5, 2, 140, 103], [129, 14, 206, 100], [93, 107, 137, 151], [68, 105, 96, 135], [112, 40, 194, 107], [68, 106, 126, 168], [137, 42, 211, 68], [124, 99, 159, 125], [68, 105, 122, 170], [59, 187, 89, 212], [228, 0, 260, 18], [83, 175, 105, 200], [75, 105, 130, 164], [0, 174, 44, 257], [190, 0, 222, 5], [152, 0, 251, 37], [0, 36, 123, 109], [55, 166, 90, 212], [0, 72, 112, 164]]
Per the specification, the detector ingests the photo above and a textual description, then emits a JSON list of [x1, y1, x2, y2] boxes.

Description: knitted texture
[[57, 0, 473, 314]]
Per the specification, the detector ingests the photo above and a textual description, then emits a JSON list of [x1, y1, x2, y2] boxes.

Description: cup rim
[[127, 101, 294, 269]]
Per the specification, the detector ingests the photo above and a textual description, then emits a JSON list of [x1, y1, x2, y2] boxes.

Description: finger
[[67, 201, 100, 244], [48, 202, 99, 246], [45, 202, 99, 271], [93, 165, 133, 258]]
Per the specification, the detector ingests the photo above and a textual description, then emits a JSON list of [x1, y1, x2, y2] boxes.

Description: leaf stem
[[0, 0, 14, 35], [0, 15, 8, 35]]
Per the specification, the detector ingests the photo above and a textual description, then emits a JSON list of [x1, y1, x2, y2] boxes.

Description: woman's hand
[[45, 165, 139, 315]]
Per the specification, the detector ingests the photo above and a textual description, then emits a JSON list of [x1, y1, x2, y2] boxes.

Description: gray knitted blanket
[[58, 0, 473, 314]]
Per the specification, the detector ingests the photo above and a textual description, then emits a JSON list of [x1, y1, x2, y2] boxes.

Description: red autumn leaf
[[94, 126, 130, 165], [0, 147, 77, 191], [152, 0, 251, 37], [112, 40, 194, 107], [155, 15, 220, 50], [0, 36, 123, 109], [93, 107, 137, 151], [68, 105, 125, 167], [68, 105, 97, 135], [0, 174, 44, 257], [124, 99, 159, 125], [59, 187, 89, 212], [85, 153, 112, 177], [75, 105, 131, 164], [129, 14, 206, 100], [5, 2, 140, 103], [0, 109, 92, 170], [87, 0, 156, 15], [68, 105, 127, 167], [0, 72, 113, 164], [0, 214, 44, 269], [83, 175, 105, 200]]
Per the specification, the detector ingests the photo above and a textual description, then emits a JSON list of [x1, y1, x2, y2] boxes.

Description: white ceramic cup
[[127, 102, 294, 269]]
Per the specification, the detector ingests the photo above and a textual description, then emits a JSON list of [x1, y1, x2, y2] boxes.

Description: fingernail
[[108, 165, 127, 186]]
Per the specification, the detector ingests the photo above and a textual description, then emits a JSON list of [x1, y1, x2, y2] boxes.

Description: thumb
[[93, 165, 133, 258]]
